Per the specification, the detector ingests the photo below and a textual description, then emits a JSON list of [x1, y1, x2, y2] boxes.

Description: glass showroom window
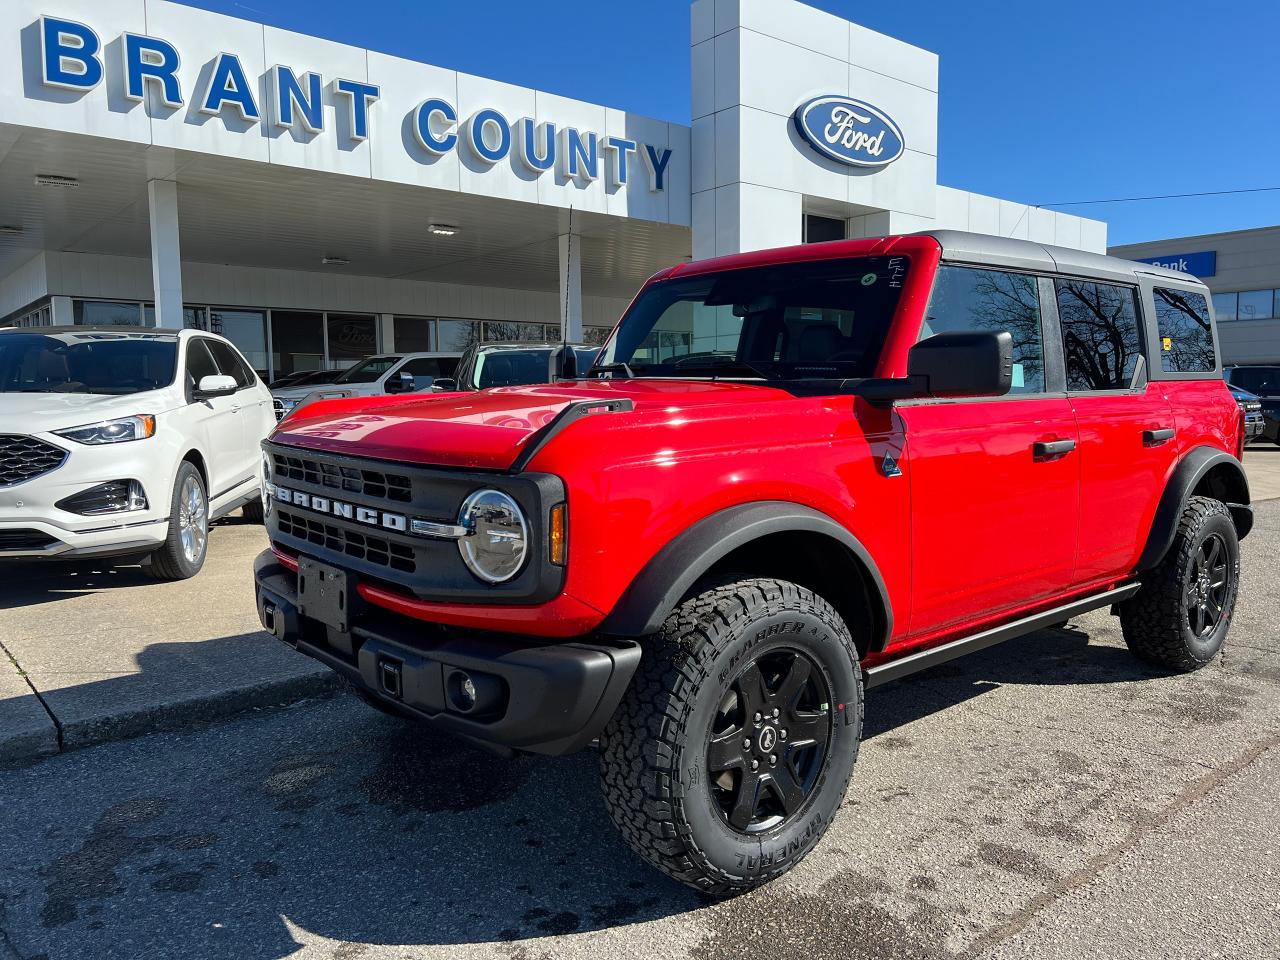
[[271, 310, 324, 377], [326, 313, 378, 369], [73, 300, 148, 326], [1211, 292, 1237, 321], [1238, 290, 1274, 321], [394, 316, 434, 353], [210, 309, 268, 380], [437, 319, 482, 352]]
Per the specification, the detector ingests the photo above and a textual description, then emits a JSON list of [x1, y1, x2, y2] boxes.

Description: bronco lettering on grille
[[267, 484, 407, 532]]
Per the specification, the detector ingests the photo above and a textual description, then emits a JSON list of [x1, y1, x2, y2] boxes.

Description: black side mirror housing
[[384, 371, 417, 394], [855, 330, 1013, 406], [557, 346, 578, 381], [430, 378, 459, 392]]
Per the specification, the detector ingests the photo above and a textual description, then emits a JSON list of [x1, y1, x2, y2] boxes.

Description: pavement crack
[[960, 731, 1280, 958], [0, 638, 63, 752]]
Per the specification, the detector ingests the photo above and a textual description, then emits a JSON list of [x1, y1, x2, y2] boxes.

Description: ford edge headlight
[[457, 489, 528, 583], [55, 415, 156, 445]]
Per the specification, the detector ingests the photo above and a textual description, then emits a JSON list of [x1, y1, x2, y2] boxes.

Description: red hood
[[269, 379, 789, 470]]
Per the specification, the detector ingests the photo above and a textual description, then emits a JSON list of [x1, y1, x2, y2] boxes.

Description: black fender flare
[[1138, 447, 1252, 571], [599, 500, 893, 648]]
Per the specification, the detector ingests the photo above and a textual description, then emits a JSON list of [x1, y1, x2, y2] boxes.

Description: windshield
[[0, 333, 177, 395], [335, 356, 401, 384], [595, 256, 910, 382], [1229, 367, 1280, 396]]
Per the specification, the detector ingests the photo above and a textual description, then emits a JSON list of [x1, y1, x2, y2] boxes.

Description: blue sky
[[190, 0, 1279, 246]]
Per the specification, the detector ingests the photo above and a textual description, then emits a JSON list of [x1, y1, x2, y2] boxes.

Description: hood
[[0, 391, 173, 433], [270, 379, 790, 471]]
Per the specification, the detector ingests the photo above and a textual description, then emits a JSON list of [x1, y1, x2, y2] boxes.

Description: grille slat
[[276, 509, 416, 574], [0, 529, 58, 551], [272, 452, 411, 503], [0, 435, 68, 487]]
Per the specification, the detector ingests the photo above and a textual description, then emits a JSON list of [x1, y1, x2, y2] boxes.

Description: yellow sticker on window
[[1162, 336, 1172, 351]]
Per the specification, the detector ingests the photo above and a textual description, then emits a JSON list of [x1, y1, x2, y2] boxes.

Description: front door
[[183, 337, 242, 499], [898, 264, 1080, 639], [1054, 278, 1177, 583]]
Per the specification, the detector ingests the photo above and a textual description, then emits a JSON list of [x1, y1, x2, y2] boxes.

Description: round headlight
[[261, 453, 272, 517], [458, 489, 528, 583]]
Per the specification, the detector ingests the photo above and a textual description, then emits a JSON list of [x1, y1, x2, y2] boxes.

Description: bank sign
[[793, 96, 905, 169], [1134, 250, 1217, 278], [33, 15, 675, 192]]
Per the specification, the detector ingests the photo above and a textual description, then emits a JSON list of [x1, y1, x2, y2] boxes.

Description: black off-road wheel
[[598, 578, 863, 895], [1120, 496, 1240, 671]]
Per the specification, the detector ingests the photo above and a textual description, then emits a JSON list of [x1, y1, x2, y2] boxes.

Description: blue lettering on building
[[793, 95, 905, 168], [1134, 250, 1217, 278], [33, 15, 672, 193]]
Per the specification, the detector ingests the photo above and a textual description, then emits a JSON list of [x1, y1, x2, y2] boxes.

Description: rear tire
[[598, 577, 863, 895], [1119, 496, 1239, 671], [144, 462, 209, 581]]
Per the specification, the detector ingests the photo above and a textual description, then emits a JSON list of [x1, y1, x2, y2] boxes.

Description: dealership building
[[0, 0, 1106, 380], [1111, 226, 1280, 366]]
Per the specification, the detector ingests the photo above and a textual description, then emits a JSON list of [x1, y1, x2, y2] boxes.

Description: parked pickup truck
[[254, 231, 1251, 894], [271, 352, 459, 421]]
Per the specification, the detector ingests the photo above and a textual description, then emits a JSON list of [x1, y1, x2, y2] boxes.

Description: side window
[[399, 358, 444, 390], [205, 339, 255, 388], [922, 265, 1045, 393], [1055, 280, 1143, 391], [1152, 288, 1215, 374], [184, 338, 219, 394]]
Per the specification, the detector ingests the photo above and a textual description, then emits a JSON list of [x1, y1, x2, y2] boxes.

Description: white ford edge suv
[[0, 325, 275, 579]]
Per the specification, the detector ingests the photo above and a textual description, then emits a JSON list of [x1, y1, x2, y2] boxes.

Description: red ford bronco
[[254, 231, 1251, 893]]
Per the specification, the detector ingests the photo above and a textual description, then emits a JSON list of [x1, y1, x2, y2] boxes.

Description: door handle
[[1032, 439, 1076, 460], [1143, 427, 1175, 446]]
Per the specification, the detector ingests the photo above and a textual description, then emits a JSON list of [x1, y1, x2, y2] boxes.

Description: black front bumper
[[253, 551, 640, 755]]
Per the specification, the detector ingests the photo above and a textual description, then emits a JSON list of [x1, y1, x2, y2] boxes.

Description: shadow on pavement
[[2, 616, 1173, 958]]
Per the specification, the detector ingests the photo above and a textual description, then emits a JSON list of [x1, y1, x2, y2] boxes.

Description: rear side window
[[1152, 288, 1215, 374], [1055, 280, 1143, 391], [205, 339, 256, 388], [400, 357, 449, 390], [923, 265, 1045, 394]]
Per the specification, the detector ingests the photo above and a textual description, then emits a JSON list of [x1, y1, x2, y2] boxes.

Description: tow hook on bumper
[[252, 550, 641, 755]]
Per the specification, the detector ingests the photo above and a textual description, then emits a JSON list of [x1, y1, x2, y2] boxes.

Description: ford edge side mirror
[[195, 373, 238, 399], [855, 331, 1013, 406], [384, 370, 417, 394]]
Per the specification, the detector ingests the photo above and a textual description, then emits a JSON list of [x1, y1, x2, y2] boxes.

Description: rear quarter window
[[1152, 288, 1215, 374]]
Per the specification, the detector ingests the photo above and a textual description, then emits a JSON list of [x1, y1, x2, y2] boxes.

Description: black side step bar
[[864, 582, 1142, 690], [509, 398, 634, 473]]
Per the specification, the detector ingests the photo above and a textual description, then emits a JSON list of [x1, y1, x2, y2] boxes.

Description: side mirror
[[557, 347, 578, 381], [195, 374, 238, 399], [855, 331, 1012, 406], [430, 378, 459, 392], [384, 371, 416, 394], [907, 331, 1013, 398]]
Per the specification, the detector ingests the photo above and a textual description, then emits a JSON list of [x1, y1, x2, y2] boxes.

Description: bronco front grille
[[0, 435, 68, 487], [272, 452, 412, 503], [273, 398, 287, 421], [276, 509, 416, 574]]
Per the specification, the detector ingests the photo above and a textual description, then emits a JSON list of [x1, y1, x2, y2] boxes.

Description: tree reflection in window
[[1055, 280, 1142, 391], [923, 266, 1044, 393], [1153, 288, 1215, 373]]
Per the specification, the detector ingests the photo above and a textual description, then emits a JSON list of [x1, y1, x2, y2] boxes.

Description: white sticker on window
[[1011, 363, 1025, 388]]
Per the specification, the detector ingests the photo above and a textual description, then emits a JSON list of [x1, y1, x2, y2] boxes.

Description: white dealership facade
[[0, 0, 1106, 380]]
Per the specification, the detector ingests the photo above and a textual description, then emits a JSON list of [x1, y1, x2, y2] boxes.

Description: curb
[[1, 669, 343, 768]]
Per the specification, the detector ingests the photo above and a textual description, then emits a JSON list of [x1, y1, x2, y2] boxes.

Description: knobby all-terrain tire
[[144, 461, 209, 581], [1120, 496, 1240, 672], [598, 577, 863, 895]]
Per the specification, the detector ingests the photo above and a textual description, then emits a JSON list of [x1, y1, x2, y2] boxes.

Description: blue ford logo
[[793, 96, 905, 169]]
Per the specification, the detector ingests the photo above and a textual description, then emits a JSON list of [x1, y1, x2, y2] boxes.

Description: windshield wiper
[[670, 356, 781, 380]]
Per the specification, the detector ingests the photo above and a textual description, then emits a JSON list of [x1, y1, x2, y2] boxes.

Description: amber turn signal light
[[549, 502, 568, 566]]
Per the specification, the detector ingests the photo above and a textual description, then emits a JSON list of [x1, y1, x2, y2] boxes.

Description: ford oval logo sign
[[793, 96, 905, 169]]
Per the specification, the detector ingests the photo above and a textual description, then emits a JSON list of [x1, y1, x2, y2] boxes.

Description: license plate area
[[297, 558, 350, 633]]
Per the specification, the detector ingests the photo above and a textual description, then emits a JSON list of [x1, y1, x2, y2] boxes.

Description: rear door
[[898, 265, 1080, 637], [1055, 277, 1177, 583]]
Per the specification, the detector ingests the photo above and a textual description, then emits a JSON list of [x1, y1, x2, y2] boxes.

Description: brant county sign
[[793, 96, 905, 169]]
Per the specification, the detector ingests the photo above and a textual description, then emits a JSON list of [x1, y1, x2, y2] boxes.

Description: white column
[[378, 313, 395, 352], [558, 233, 583, 341], [147, 179, 184, 328], [50, 295, 74, 325]]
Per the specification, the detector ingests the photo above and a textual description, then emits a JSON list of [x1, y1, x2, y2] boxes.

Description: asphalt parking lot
[[0, 452, 1277, 959]]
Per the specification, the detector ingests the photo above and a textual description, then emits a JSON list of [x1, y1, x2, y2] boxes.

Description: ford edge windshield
[[0, 332, 178, 395], [592, 256, 910, 384]]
